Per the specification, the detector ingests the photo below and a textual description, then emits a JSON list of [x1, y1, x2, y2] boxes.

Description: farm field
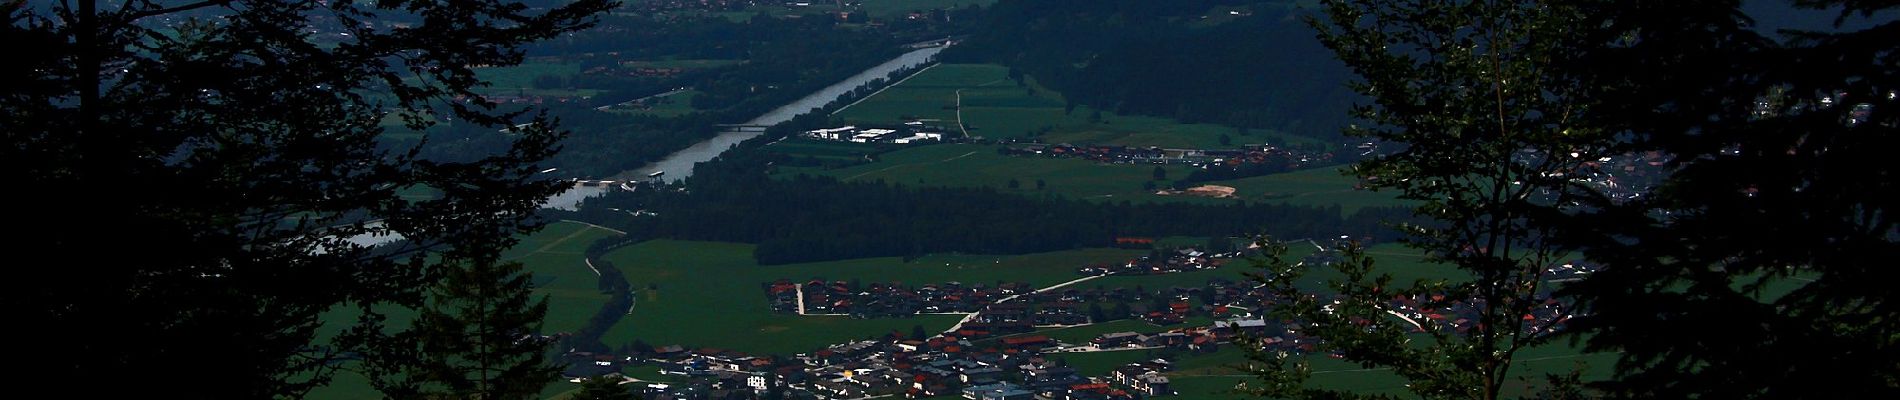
[[474, 61, 601, 98], [770, 142, 1409, 213], [598, 240, 1146, 355], [607, 89, 703, 117], [1033, 319, 1164, 345], [502, 220, 626, 334], [306, 221, 621, 400], [832, 64, 1315, 148], [619, 58, 743, 70], [1209, 166, 1409, 214], [772, 143, 1213, 203], [761, 138, 892, 161]]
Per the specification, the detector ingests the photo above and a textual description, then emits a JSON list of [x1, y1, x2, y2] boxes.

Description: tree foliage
[[361, 259, 559, 399], [1, 0, 611, 397], [946, 0, 1359, 139], [1244, 1, 1609, 399], [570, 375, 637, 400], [565, 171, 1416, 265], [1555, 1, 1900, 397]]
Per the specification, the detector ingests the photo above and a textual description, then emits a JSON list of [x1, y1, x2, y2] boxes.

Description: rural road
[[941, 274, 1104, 334]]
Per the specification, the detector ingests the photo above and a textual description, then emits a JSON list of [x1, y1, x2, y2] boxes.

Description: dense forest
[[942, 0, 1358, 142], [555, 155, 1415, 265]]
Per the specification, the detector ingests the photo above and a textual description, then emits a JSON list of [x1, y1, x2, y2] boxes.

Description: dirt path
[[546, 220, 626, 277], [953, 78, 1018, 137], [530, 224, 598, 254], [559, 219, 628, 235]]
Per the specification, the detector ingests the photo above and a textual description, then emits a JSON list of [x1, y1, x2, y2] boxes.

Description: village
[[999, 143, 1333, 171], [556, 242, 1595, 400]]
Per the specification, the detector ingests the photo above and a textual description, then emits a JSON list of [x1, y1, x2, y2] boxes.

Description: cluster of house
[[574, 240, 1604, 400], [1074, 248, 1234, 277], [623, 0, 755, 15], [1379, 268, 1594, 336], [568, 303, 1330, 400], [1569, 150, 1670, 203], [804, 124, 946, 144], [570, 334, 1189, 400], [1001, 143, 1331, 170], [765, 279, 1034, 318], [470, 94, 584, 105], [585, 64, 689, 78]]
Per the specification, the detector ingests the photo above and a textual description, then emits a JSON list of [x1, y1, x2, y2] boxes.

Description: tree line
[[556, 165, 1418, 265], [941, 0, 1361, 143], [1244, 1, 1900, 399]]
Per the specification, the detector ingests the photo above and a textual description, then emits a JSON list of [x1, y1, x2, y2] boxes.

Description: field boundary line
[[560, 219, 628, 235], [832, 63, 941, 116], [840, 150, 977, 181]]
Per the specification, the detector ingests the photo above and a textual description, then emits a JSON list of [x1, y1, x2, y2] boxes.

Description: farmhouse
[[806, 126, 858, 140], [962, 382, 1035, 400]]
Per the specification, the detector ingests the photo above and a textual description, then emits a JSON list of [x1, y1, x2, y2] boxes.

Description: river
[[622, 45, 945, 183], [345, 46, 945, 246]]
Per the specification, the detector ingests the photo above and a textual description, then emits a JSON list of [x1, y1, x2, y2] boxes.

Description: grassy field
[[807, 64, 1392, 212], [395, 185, 442, 201], [475, 61, 600, 97], [853, 0, 996, 17], [620, 58, 743, 69], [1034, 319, 1167, 345], [607, 89, 703, 117], [774, 143, 1214, 202], [769, 143, 1406, 212], [307, 221, 621, 400], [503, 220, 626, 334], [1050, 349, 1162, 377], [761, 138, 892, 161], [834, 64, 1005, 124], [599, 240, 1145, 355], [1210, 166, 1409, 214], [833, 64, 1315, 148]]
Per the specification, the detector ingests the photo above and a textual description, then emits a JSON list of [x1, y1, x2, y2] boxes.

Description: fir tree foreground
[[1242, 1, 1896, 399], [2, 0, 614, 397]]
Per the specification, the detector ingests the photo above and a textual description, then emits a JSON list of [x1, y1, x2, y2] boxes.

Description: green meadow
[[307, 221, 620, 399], [475, 61, 600, 98], [761, 138, 893, 161], [773, 143, 1208, 202], [833, 63, 1315, 148], [767, 143, 1406, 212], [607, 89, 704, 117], [503, 220, 626, 334], [1211, 166, 1410, 214], [619, 58, 743, 69]]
